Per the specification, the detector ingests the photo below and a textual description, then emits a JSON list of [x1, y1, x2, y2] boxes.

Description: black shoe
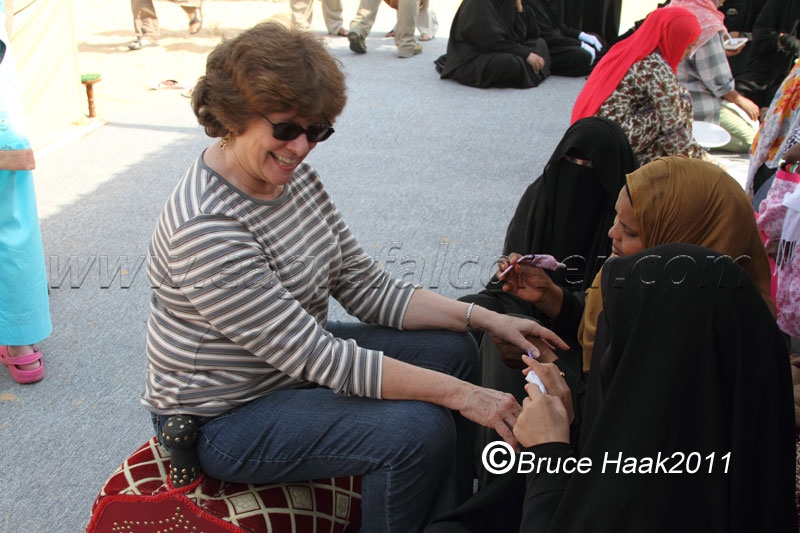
[[348, 32, 367, 54]]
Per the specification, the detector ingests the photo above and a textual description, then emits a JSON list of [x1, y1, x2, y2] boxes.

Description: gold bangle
[[465, 302, 475, 333]]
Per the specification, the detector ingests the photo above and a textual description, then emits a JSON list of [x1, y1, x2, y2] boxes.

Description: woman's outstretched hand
[[493, 334, 560, 368], [481, 311, 569, 363]]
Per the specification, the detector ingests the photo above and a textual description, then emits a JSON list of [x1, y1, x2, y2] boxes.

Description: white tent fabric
[[11, 0, 84, 150]]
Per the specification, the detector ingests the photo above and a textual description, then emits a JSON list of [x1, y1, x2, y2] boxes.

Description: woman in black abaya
[[461, 117, 638, 375], [732, 0, 800, 107], [581, 0, 623, 44], [515, 243, 797, 532], [435, 0, 550, 88], [457, 117, 637, 491], [528, 0, 604, 77]]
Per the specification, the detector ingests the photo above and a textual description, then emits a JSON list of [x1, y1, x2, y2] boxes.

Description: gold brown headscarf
[[580, 156, 775, 372]]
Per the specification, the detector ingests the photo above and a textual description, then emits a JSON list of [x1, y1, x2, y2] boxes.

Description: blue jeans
[[152, 321, 478, 532]]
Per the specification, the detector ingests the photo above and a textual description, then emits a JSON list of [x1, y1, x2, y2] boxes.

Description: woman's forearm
[[381, 355, 467, 406], [401, 287, 548, 334], [401, 288, 474, 331], [400, 288, 569, 357], [532, 283, 564, 319], [381, 355, 522, 446]]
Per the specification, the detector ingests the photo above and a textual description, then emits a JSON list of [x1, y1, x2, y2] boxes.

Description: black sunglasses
[[261, 115, 335, 143]]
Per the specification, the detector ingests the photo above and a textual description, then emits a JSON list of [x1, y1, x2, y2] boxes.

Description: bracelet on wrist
[[465, 302, 475, 333]]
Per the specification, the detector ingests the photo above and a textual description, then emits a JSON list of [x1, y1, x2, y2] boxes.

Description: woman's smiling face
[[225, 112, 319, 199]]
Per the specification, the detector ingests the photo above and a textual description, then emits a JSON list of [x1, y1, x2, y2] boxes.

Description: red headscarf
[[570, 6, 701, 124]]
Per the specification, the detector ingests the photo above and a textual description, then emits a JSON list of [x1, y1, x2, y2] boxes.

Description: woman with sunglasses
[[142, 22, 567, 531]]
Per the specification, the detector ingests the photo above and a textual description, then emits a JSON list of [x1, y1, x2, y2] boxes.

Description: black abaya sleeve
[[520, 442, 573, 533], [751, 0, 800, 56]]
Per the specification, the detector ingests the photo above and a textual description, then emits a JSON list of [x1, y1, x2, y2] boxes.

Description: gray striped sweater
[[141, 156, 415, 416]]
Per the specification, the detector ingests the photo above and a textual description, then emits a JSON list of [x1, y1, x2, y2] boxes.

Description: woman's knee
[[424, 330, 479, 382], [386, 401, 458, 464]]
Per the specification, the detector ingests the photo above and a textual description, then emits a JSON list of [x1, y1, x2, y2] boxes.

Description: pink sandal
[[0, 345, 44, 384]]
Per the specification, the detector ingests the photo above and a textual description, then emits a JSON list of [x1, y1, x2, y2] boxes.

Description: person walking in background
[[290, 0, 349, 36], [386, 0, 439, 42], [128, 0, 203, 50], [0, 0, 51, 384], [348, 0, 423, 57]]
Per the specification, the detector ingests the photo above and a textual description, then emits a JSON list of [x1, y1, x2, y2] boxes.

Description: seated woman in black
[[581, 0, 623, 45], [528, 0, 604, 77], [731, 0, 800, 107], [460, 117, 638, 377], [435, 0, 550, 88], [459, 118, 637, 490], [514, 243, 797, 532]]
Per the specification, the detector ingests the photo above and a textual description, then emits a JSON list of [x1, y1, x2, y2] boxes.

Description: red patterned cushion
[[87, 437, 362, 532]]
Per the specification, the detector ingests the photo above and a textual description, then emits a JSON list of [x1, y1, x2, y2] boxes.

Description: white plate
[[723, 37, 748, 50], [722, 37, 748, 50], [693, 121, 731, 148]]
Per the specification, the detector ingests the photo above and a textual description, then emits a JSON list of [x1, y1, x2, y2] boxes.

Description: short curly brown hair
[[192, 21, 347, 138]]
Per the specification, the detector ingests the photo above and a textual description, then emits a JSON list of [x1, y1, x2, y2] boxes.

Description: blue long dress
[[0, 0, 52, 345]]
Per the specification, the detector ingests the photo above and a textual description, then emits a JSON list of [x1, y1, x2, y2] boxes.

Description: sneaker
[[398, 43, 422, 58], [128, 37, 158, 51], [348, 32, 367, 54]]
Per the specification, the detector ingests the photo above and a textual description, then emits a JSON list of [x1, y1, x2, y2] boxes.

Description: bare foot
[[336, 28, 348, 37], [419, 33, 434, 41]]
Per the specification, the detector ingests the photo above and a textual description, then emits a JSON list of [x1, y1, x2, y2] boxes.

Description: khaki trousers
[[131, 0, 202, 39], [290, 0, 345, 35], [350, 0, 420, 54]]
